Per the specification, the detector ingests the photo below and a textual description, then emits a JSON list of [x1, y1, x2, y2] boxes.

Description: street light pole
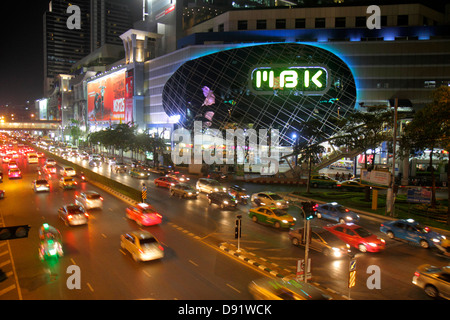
[[386, 98, 398, 216]]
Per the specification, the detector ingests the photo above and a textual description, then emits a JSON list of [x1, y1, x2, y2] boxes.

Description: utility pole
[[386, 98, 398, 216]]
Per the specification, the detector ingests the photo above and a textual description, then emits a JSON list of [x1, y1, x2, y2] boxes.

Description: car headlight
[[432, 238, 441, 243], [332, 247, 342, 257], [282, 220, 288, 224], [276, 202, 281, 206], [367, 242, 377, 247], [214, 188, 219, 192], [223, 201, 229, 205], [346, 216, 353, 221], [188, 192, 192, 195]]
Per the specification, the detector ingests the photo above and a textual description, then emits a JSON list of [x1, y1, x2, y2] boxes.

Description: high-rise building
[[43, 0, 132, 95]]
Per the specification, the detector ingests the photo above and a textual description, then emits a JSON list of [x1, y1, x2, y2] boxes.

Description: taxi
[[60, 167, 76, 177], [248, 206, 296, 229], [43, 164, 57, 174], [59, 176, 77, 189], [324, 223, 385, 253], [129, 167, 150, 179], [120, 230, 164, 262], [154, 176, 179, 188], [125, 203, 162, 226], [8, 160, 18, 169]]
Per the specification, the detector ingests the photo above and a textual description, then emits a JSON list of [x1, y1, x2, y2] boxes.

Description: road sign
[[142, 184, 147, 202], [296, 259, 311, 281], [349, 259, 356, 272], [348, 270, 356, 288]]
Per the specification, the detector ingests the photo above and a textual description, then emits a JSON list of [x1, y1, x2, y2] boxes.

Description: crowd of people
[[335, 171, 353, 181]]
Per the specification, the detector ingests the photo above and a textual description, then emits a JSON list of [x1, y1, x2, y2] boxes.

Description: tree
[[403, 86, 450, 223]]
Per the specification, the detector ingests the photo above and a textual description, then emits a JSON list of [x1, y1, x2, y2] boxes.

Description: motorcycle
[[228, 185, 249, 205], [38, 224, 64, 261], [79, 172, 87, 182]]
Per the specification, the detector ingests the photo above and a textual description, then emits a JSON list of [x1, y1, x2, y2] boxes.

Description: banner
[[87, 69, 128, 122]]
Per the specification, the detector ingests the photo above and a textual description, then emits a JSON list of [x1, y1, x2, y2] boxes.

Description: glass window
[[295, 18, 305, 29], [315, 18, 325, 28], [276, 19, 286, 29], [237, 20, 247, 30], [335, 17, 346, 28], [355, 16, 366, 27], [256, 20, 266, 30]]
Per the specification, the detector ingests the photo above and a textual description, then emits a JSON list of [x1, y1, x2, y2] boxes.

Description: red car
[[154, 176, 179, 188], [324, 223, 386, 253], [125, 203, 162, 226]]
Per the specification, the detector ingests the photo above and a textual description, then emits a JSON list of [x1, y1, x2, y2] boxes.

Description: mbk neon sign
[[250, 66, 329, 95]]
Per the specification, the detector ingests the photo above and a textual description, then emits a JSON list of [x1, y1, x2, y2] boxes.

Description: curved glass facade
[[162, 42, 356, 145]]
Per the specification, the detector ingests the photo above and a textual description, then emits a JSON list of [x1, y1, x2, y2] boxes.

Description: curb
[[219, 242, 291, 281]]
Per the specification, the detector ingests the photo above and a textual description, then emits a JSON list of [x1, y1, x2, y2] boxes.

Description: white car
[[120, 230, 164, 262], [250, 191, 289, 209], [32, 179, 50, 192], [196, 178, 227, 194], [75, 191, 103, 210], [60, 167, 76, 177]]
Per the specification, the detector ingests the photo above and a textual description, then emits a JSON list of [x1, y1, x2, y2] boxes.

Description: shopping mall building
[[45, 1, 450, 168]]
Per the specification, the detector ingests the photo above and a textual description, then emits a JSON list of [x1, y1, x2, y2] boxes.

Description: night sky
[[0, 0, 141, 106]]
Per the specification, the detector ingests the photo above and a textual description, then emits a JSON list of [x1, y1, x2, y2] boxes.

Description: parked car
[[289, 227, 350, 258], [32, 179, 50, 192], [412, 264, 450, 299], [380, 218, 446, 249], [207, 192, 238, 209], [316, 202, 360, 224], [248, 206, 296, 229], [324, 223, 386, 253], [170, 183, 199, 199], [250, 191, 289, 209], [336, 180, 365, 191], [310, 175, 338, 188], [120, 230, 164, 262], [75, 191, 103, 210], [58, 204, 89, 226], [196, 178, 226, 194]]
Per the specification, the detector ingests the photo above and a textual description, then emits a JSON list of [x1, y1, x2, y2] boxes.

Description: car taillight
[[158, 245, 164, 251], [414, 271, 420, 277], [84, 213, 89, 218], [100, 197, 103, 201]]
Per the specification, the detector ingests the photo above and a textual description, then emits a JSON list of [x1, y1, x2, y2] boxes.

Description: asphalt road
[[1, 151, 449, 300]]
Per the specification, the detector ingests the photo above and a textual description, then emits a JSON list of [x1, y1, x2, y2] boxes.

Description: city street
[[1, 151, 448, 300]]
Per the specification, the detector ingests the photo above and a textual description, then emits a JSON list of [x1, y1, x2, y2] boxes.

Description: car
[[59, 176, 77, 189], [289, 227, 350, 258], [32, 179, 50, 192], [170, 183, 199, 199], [129, 167, 150, 179], [45, 158, 57, 166], [125, 203, 162, 226], [120, 230, 164, 262], [310, 175, 338, 188], [336, 180, 365, 191], [316, 202, 360, 224], [77, 152, 90, 160], [27, 153, 39, 164], [166, 171, 190, 182], [2, 156, 11, 163], [380, 218, 446, 249], [8, 160, 18, 169], [196, 178, 227, 194], [75, 191, 103, 210], [60, 167, 76, 176], [248, 278, 331, 300], [89, 154, 102, 162], [412, 264, 450, 300], [8, 168, 22, 179], [43, 164, 57, 174], [207, 192, 238, 209], [107, 157, 116, 166], [89, 160, 101, 167], [154, 176, 179, 188], [111, 162, 128, 173], [228, 185, 249, 204], [58, 204, 89, 226], [248, 206, 296, 229], [324, 223, 386, 253], [250, 191, 289, 209]]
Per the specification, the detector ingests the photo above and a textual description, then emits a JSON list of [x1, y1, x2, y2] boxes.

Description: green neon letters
[[251, 66, 328, 95]]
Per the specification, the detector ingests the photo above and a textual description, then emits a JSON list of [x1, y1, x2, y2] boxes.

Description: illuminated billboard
[[87, 68, 133, 123]]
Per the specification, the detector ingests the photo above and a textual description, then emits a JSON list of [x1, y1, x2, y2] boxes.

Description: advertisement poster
[[360, 169, 391, 188], [87, 69, 130, 123]]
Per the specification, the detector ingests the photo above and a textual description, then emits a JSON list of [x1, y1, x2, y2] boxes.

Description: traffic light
[[301, 201, 317, 220], [0, 225, 31, 240]]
